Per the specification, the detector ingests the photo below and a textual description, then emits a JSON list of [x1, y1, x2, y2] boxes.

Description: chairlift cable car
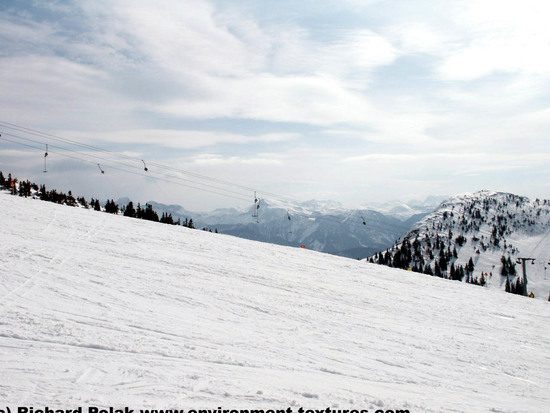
[[97, 163, 105, 174], [287, 210, 292, 233], [142, 160, 148, 172], [43, 144, 49, 172], [252, 191, 258, 218], [252, 191, 260, 222]]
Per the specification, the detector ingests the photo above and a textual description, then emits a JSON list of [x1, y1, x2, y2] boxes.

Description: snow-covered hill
[[1, 192, 549, 412], [370, 190, 550, 300], [145, 198, 432, 259]]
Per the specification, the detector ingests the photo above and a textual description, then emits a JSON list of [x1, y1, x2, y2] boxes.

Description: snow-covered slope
[[370, 191, 550, 300], [1, 192, 549, 412]]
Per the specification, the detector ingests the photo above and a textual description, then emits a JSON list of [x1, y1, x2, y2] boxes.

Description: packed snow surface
[[1, 193, 549, 412]]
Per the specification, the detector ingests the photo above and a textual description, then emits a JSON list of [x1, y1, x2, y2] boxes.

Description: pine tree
[[160, 212, 174, 225], [500, 256, 508, 276], [439, 255, 448, 272], [143, 204, 159, 222], [434, 261, 442, 278], [104, 199, 118, 214], [458, 265, 465, 281], [124, 201, 136, 217], [507, 257, 516, 275], [66, 190, 77, 207], [467, 257, 475, 273], [39, 184, 49, 201]]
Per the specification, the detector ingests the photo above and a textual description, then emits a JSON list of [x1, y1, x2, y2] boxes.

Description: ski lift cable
[[0, 121, 263, 195], [0, 121, 141, 163], [1, 131, 145, 169], [0, 136, 251, 202], [0, 121, 293, 202], [0, 121, 299, 203], [147, 159, 297, 202], [0, 122, 279, 202], [0, 131, 254, 199], [0, 122, 308, 210], [0, 122, 249, 185], [0, 136, 45, 152]]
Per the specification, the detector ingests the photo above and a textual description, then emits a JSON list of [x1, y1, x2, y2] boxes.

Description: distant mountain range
[[126, 196, 447, 259], [368, 190, 550, 300]]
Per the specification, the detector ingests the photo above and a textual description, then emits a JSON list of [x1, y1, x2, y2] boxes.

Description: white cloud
[[0, 55, 158, 135], [343, 152, 550, 174], [437, 0, 550, 81], [1, 1, 398, 129], [2, 0, 550, 207], [62, 129, 300, 150], [0, 17, 57, 51], [190, 153, 283, 166], [519, 107, 550, 125], [387, 22, 449, 55], [104, 0, 265, 77], [156, 72, 378, 126], [272, 28, 397, 82], [105, 2, 397, 124]]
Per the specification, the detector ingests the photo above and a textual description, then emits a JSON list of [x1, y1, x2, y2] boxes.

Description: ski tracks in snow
[[0, 204, 108, 314], [2, 193, 550, 412]]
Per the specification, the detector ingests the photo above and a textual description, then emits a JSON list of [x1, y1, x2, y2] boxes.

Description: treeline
[[368, 237, 485, 286], [0, 171, 216, 232], [369, 235, 527, 295]]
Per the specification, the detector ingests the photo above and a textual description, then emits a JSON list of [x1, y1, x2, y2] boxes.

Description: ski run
[[1, 192, 549, 413]]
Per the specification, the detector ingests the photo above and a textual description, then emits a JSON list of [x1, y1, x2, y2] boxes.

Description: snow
[[1, 192, 549, 412]]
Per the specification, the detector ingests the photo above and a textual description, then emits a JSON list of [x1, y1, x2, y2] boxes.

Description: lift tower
[[515, 257, 535, 296]]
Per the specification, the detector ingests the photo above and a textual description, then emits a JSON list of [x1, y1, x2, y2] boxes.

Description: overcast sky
[[1, 0, 549, 211]]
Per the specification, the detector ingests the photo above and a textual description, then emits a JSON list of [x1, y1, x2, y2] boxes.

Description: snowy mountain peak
[[370, 191, 550, 300], [361, 195, 445, 219], [296, 199, 345, 213]]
